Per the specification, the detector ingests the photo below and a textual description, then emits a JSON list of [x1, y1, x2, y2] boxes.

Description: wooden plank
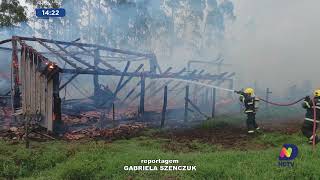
[[46, 79, 53, 132], [11, 39, 20, 110], [40, 75, 46, 127], [75, 45, 117, 70], [26, 52, 31, 114], [161, 86, 168, 128], [139, 76, 145, 116], [131, 68, 186, 101], [59, 73, 81, 90], [115, 64, 143, 95], [21, 47, 26, 112], [31, 55, 36, 114], [36, 64, 41, 115], [212, 88, 216, 118], [120, 79, 142, 104], [36, 39, 78, 68], [187, 98, 209, 119], [114, 61, 131, 95], [35, 71, 40, 117], [55, 43, 95, 69], [93, 49, 100, 96], [184, 85, 189, 122]]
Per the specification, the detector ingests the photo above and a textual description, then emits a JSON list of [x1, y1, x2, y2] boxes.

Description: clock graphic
[[36, 8, 66, 18]]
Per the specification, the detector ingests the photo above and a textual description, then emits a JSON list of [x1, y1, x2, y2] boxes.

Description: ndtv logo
[[278, 144, 298, 167]]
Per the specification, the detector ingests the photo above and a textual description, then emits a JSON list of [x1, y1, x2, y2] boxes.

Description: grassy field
[[0, 106, 317, 179], [1, 125, 320, 179]]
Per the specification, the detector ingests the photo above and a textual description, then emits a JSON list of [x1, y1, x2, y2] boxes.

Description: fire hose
[[259, 96, 317, 149], [158, 79, 318, 148], [258, 97, 305, 106]]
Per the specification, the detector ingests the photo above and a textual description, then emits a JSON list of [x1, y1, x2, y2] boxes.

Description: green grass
[[0, 107, 315, 179], [1, 130, 320, 179], [201, 105, 304, 128]]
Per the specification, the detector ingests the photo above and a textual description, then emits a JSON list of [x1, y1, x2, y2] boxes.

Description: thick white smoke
[[225, 0, 320, 97]]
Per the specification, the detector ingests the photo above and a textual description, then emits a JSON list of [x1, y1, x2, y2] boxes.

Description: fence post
[[93, 49, 100, 97], [204, 88, 209, 107], [212, 88, 216, 118], [184, 85, 189, 122], [25, 116, 30, 148], [112, 103, 115, 127], [161, 86, 168, 128], [139, 76, 145, 117]]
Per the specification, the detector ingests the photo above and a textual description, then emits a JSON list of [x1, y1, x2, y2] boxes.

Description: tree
[[0, 0, 62, 27], [0, 0, 27, 27], [26, 0, 61, 8]]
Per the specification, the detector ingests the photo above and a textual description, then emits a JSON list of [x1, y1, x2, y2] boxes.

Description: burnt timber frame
[[0, 36, 235, 132]]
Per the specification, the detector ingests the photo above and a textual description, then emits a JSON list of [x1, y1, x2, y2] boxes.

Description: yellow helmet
[[244, 88, 254, 95], [314, 89, 320, 97]]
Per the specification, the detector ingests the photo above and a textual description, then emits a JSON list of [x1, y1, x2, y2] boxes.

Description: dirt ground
[[0, 113, 306, 151], [157, 117, 304, 151]]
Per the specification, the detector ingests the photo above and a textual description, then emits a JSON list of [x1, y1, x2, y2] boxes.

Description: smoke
[[225, 0, 320, 97], [3, 0, 318, 99]]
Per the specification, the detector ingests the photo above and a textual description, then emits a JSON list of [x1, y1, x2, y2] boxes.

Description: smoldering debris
[[0, 126, 55, 141], [62, 109, 138, 128], [0, 123, 146, 141], [63, 123, 146, 140]]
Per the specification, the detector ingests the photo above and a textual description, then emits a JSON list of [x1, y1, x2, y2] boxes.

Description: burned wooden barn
[[0, 36, 235, 133]]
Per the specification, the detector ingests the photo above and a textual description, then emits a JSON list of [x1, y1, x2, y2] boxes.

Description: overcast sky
[[6, 0, 320, 95], [225, 0, 320, 94]]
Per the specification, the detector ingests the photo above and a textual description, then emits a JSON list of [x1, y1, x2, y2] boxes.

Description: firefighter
[[301, 89, 320, 144], [235, 88, 260, 134]]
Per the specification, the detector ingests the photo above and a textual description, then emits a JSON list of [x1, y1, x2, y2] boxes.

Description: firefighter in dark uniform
[[235, 88, 260, 134], [301, 89, 320, 144]]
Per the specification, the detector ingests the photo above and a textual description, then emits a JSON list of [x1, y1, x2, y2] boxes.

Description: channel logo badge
[[278, 144, 298, 161]]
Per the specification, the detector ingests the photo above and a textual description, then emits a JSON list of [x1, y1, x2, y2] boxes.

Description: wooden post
[[46, 79, 53, 132], [161, 86, 168, 128], [205, 88, 209, 106], [184, 85, 189, 122], [25, 116, 30, 148], [112, 103, 115, 127], [139, 76, 145, 117], [93, 49, 100, 96], [212, 88, 216, 118], [53, 73, 62, 131], [11, 38, 20, 110], [21, 46, 26, 113]]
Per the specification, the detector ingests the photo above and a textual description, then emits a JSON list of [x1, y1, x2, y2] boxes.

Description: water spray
[[157, 78, 235, 92], [157, 78, 306, 106]]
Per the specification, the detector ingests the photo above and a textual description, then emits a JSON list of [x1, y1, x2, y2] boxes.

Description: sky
[[226, 0, 320, 95], [2, 0, 320, 97]]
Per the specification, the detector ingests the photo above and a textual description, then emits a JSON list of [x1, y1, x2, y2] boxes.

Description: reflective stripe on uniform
[[312, 106, 320, 110], [310, 135, 314, 140], [240, 95, 245, 103], [304, 118, 320, 123], [248, 130, 254, 133], [245, 110, 254, 113], [304, 101, 311, 108], [247, 102, 254, 105]]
